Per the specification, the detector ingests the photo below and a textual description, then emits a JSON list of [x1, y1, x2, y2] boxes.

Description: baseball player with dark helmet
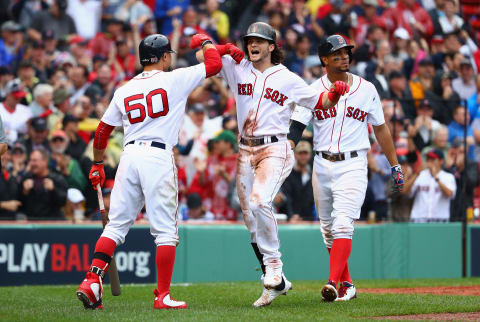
[[289, 35, 404, 301], [76, 33, 222, 310], [193, 24, 349, 307]]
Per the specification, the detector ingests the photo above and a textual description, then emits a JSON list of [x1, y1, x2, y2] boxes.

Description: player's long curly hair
[[270, 43, 285, 65]]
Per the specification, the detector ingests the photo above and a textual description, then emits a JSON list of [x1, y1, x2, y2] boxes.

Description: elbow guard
[[288, 120, 307, 146], [93, 121, 115, 150], [204, 48, 222, 78]]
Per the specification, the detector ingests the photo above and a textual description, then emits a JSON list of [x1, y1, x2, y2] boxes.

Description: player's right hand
[[89, 163, 105, 190], [226, 43, 244, 64], [190, 34, 212, 49], [331, 81, 349, 96]]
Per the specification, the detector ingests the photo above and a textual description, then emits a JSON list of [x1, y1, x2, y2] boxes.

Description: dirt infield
[[373, 312, 480, 320], [366, 286, 480, 320], [362, 285, 480, 296]]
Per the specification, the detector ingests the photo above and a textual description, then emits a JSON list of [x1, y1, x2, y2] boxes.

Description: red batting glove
[[89, 163, 105, 190], [327, 81, 350, 102], [190, 34, 212, 49], [226, 43, 244, 64]]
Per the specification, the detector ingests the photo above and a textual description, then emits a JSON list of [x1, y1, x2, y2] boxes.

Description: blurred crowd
[[0, 0, 479, 223]]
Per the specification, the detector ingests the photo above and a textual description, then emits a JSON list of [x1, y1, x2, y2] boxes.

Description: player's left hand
[[331, 81, 350, 96], [391, 164, 404, 193], [89, 163, 105, 190], [190, 34, 212, 49], [226, 43, 244, 64]]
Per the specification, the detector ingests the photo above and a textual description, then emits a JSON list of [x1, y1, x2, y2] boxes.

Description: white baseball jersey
[[0, 103, 32, 143], [292, 73, 385, 153], [409, 169, 456, 221], [219, 56, 321, 137], [101, 64, 206, 146]]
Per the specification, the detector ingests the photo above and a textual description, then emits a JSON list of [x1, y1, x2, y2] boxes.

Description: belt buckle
[[327, 154, 336, 162]]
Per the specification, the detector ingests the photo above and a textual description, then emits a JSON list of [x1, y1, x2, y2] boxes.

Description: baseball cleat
[[76, 272, 104, 309], [335, 282, 357, 301], [253, 274, 292, 307], [321, 281, 338, 302], [153, 289, 188, 309], [263, 265, 283, 289]]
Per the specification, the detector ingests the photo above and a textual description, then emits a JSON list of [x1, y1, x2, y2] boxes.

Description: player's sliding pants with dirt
[[311, 150, 368, 247], [102, 143, 179, 246], [236, 139, 294, 266]]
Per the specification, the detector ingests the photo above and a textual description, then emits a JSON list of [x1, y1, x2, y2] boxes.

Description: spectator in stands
[[388, 71, 416, 121], [69, 65, 90, 106], [19, 147, 68, 219], [368, 148, 392, 222], [0, 21, 25, 68], [86, 63, 114, 105], [16, 60, 37, 104], [30, 83, 54, 117], [428, 0, 445, 36], [64, 187, 86, 221], [403, 149, 456, 222], [69, 36, 91, 67], [23, 117, 50, 156], [392, 28, 410, 61], [285, 33, 311, 76], [280, 140, 314, 222], [445, 140, 479, 221], [183, 193, 215, 222], [154, 0, 189, 36], [67, 0, 102, 40], [452, 58, 476, 101], [10, 141, 28, 182], [71, 95, 100, 143], [89, 18, 124, 58], [448, 105, 474, 145], [62, 114, 86, 161], [354, 0, 385, 46], [0, 116, 19, 219], [47, 88, 71, 131], [195, 130, 238, 220], [49, 129, 87, 191], [205, 0, 229, 42], [382, 0, 434, 38], [318, 0, 352, 41], [27, 0, 77, 43], [409, 57, 437, 106], [466, 74, 480, 119], [433, 71, 460, 124], [438, 0, 463, 34], [0, 79, 32, 143], [421, 124, 449, 160], [0, 67, 14, 101], [408, 99, 441, 151]]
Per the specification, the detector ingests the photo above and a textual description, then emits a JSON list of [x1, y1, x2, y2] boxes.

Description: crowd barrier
[[1, 222, 478, 286]]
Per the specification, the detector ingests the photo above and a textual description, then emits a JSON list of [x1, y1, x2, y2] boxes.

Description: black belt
[[125, 140, 166, 150], [240, 136, 278, 147], [316, 150, 358, 162]]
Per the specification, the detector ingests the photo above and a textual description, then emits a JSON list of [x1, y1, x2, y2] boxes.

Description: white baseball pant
[[311, 150, 368, 248], [236, 139, 294, 267], [102, 142, 179, 247]]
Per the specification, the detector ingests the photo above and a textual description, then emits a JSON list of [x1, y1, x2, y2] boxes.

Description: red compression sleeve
[[215, 44, 229, 56], [314, 92, 325, 110], [204, 47, 222, 78], [93, 121, 115, 150]]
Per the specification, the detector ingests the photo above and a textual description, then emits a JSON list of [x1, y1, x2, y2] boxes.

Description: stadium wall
[[0, 223, 469, 286]]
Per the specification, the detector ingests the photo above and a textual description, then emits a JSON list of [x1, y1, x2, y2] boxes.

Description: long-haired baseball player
[[76, 34, 222, 309], [289, 35, 404, 302], [193, 23, 349, 307]]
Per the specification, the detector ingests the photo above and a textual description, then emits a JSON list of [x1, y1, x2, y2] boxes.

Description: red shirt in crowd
[[381, 0, 434, 37]]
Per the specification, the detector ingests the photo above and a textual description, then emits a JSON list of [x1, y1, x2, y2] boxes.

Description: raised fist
[[331, 81, 349, 96], [227, 43, 244, 64], [190, 34, 212, 49]]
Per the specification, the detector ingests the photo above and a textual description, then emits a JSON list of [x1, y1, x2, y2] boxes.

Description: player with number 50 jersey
[[76, 33, 222, 310]]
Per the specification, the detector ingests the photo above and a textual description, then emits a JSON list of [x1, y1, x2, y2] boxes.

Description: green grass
[[1, 278, 480, 321]]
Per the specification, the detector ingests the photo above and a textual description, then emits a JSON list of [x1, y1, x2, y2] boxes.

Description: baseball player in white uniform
[[289, 35, 404, 302], [193, 23, 349, 307], [76, 33, 222, 310]]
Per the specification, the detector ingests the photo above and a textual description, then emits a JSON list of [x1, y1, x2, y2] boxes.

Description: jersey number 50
[[124, 89, 169, 124]]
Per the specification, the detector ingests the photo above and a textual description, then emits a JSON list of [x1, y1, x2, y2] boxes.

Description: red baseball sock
[[156, 246, 176, 294], [328, 238, 352, 285], [91, 236, 117, 272], [328, 247, 352, 284]]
